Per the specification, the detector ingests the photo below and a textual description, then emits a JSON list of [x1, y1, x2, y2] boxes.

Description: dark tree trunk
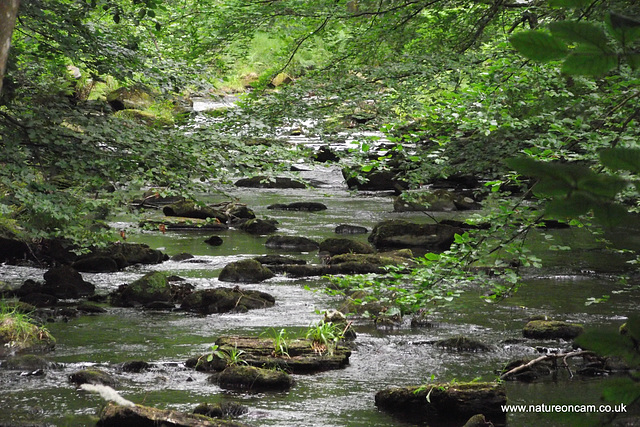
[[0, 0, 20, 95]]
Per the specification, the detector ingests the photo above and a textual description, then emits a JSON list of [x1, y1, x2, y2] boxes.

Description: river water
[[1, 114, 639, 426]]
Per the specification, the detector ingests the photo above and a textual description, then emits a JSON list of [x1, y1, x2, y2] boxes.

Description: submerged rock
[[393, 190, 480, 212], [2, 354, 57, 370], [234, 176, 306, 189], [140, 217, 229, 231], [181, 288, 275, 314], [252, 255, 306, 266], [267, 202, 327, 212], [375, 382, 506, 425], [193, 402, 248, 419], [264, 236, 320, 251], [238, 218, 278, 235], [318, 238, 375, 256], [523, 320, 584, 340], [218, 259, 275, 283], [97, 402, 248, 427], [204, 236, 223, 246], [214, 365, 293, 392], [334, 224, 368, 234], [436, 336, 491, 352]]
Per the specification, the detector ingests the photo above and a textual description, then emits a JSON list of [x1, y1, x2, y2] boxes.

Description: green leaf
[[561, 52, 618, 75], [600, 148, 640, 174], [575, 329, 640, 365], [602, 378, 640, 405], [545, 193, 593, 218], [361, 164, 374, 172], [548, 0, 591, 8], [624, 315, 640, 343], [549, 21, 611, 51], [592, 202, 629, 227], [509, 31, 568, 62], [627, 53, 640, 70], [606, 12, 640, 45]]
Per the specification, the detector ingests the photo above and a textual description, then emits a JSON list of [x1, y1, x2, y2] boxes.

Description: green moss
[[114, 109, 173, 127], [126, 271, 172, 303], [0, 216, 27, 241], [0, 302, 55, 353]]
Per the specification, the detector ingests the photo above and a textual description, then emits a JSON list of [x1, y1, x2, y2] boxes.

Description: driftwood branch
[[500, 350, 594, 380]]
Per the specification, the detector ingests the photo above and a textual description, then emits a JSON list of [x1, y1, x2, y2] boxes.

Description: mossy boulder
[[69, 368, 117, 387], [214, 365, 293, 392], [265, 236, 320, 251], [163, 200, 227, 222], [368, 220, 464, 251], [98, 402, 249, 427], [218, 259, 275, 283], [106, 86, 154, 111], [0, 315, 56, 356], [181, 287, 275, 314], [234, 176, 306, 189], [113, 109, 173, 127], [238, 218, 278, 235], [375, 382, 506, 425], [113, 271, 172, 306], [523, 320, 584, 340], [318, 238, 375, 256], [188, 335, 351, 374]]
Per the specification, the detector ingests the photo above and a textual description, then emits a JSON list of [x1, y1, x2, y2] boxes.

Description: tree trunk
[[0, 0, 20, 95]]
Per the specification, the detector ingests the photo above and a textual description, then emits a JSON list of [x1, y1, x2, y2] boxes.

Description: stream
[[1, 113, 639, 426]]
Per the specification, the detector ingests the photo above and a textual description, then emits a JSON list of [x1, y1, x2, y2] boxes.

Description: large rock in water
[[181, 287, 275, 314], [218, 259, 274, 282], [267, 202, 327, 212], [214, 365, 293, 392], [162, 200, 227, 222], [97, 402, 249, 427], [73, 243, 167, 272], [368, 220, 463, 251], [43, 265, 95, 298], [234, 176, 306, 189], [111, 271, 172, 306], [375, 382, 506, 425], [522, 320, 584, 340], [238, 218, 278, 235]]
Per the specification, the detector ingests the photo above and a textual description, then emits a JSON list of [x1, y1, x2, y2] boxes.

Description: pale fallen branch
[[500, 350, 594, 380]]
